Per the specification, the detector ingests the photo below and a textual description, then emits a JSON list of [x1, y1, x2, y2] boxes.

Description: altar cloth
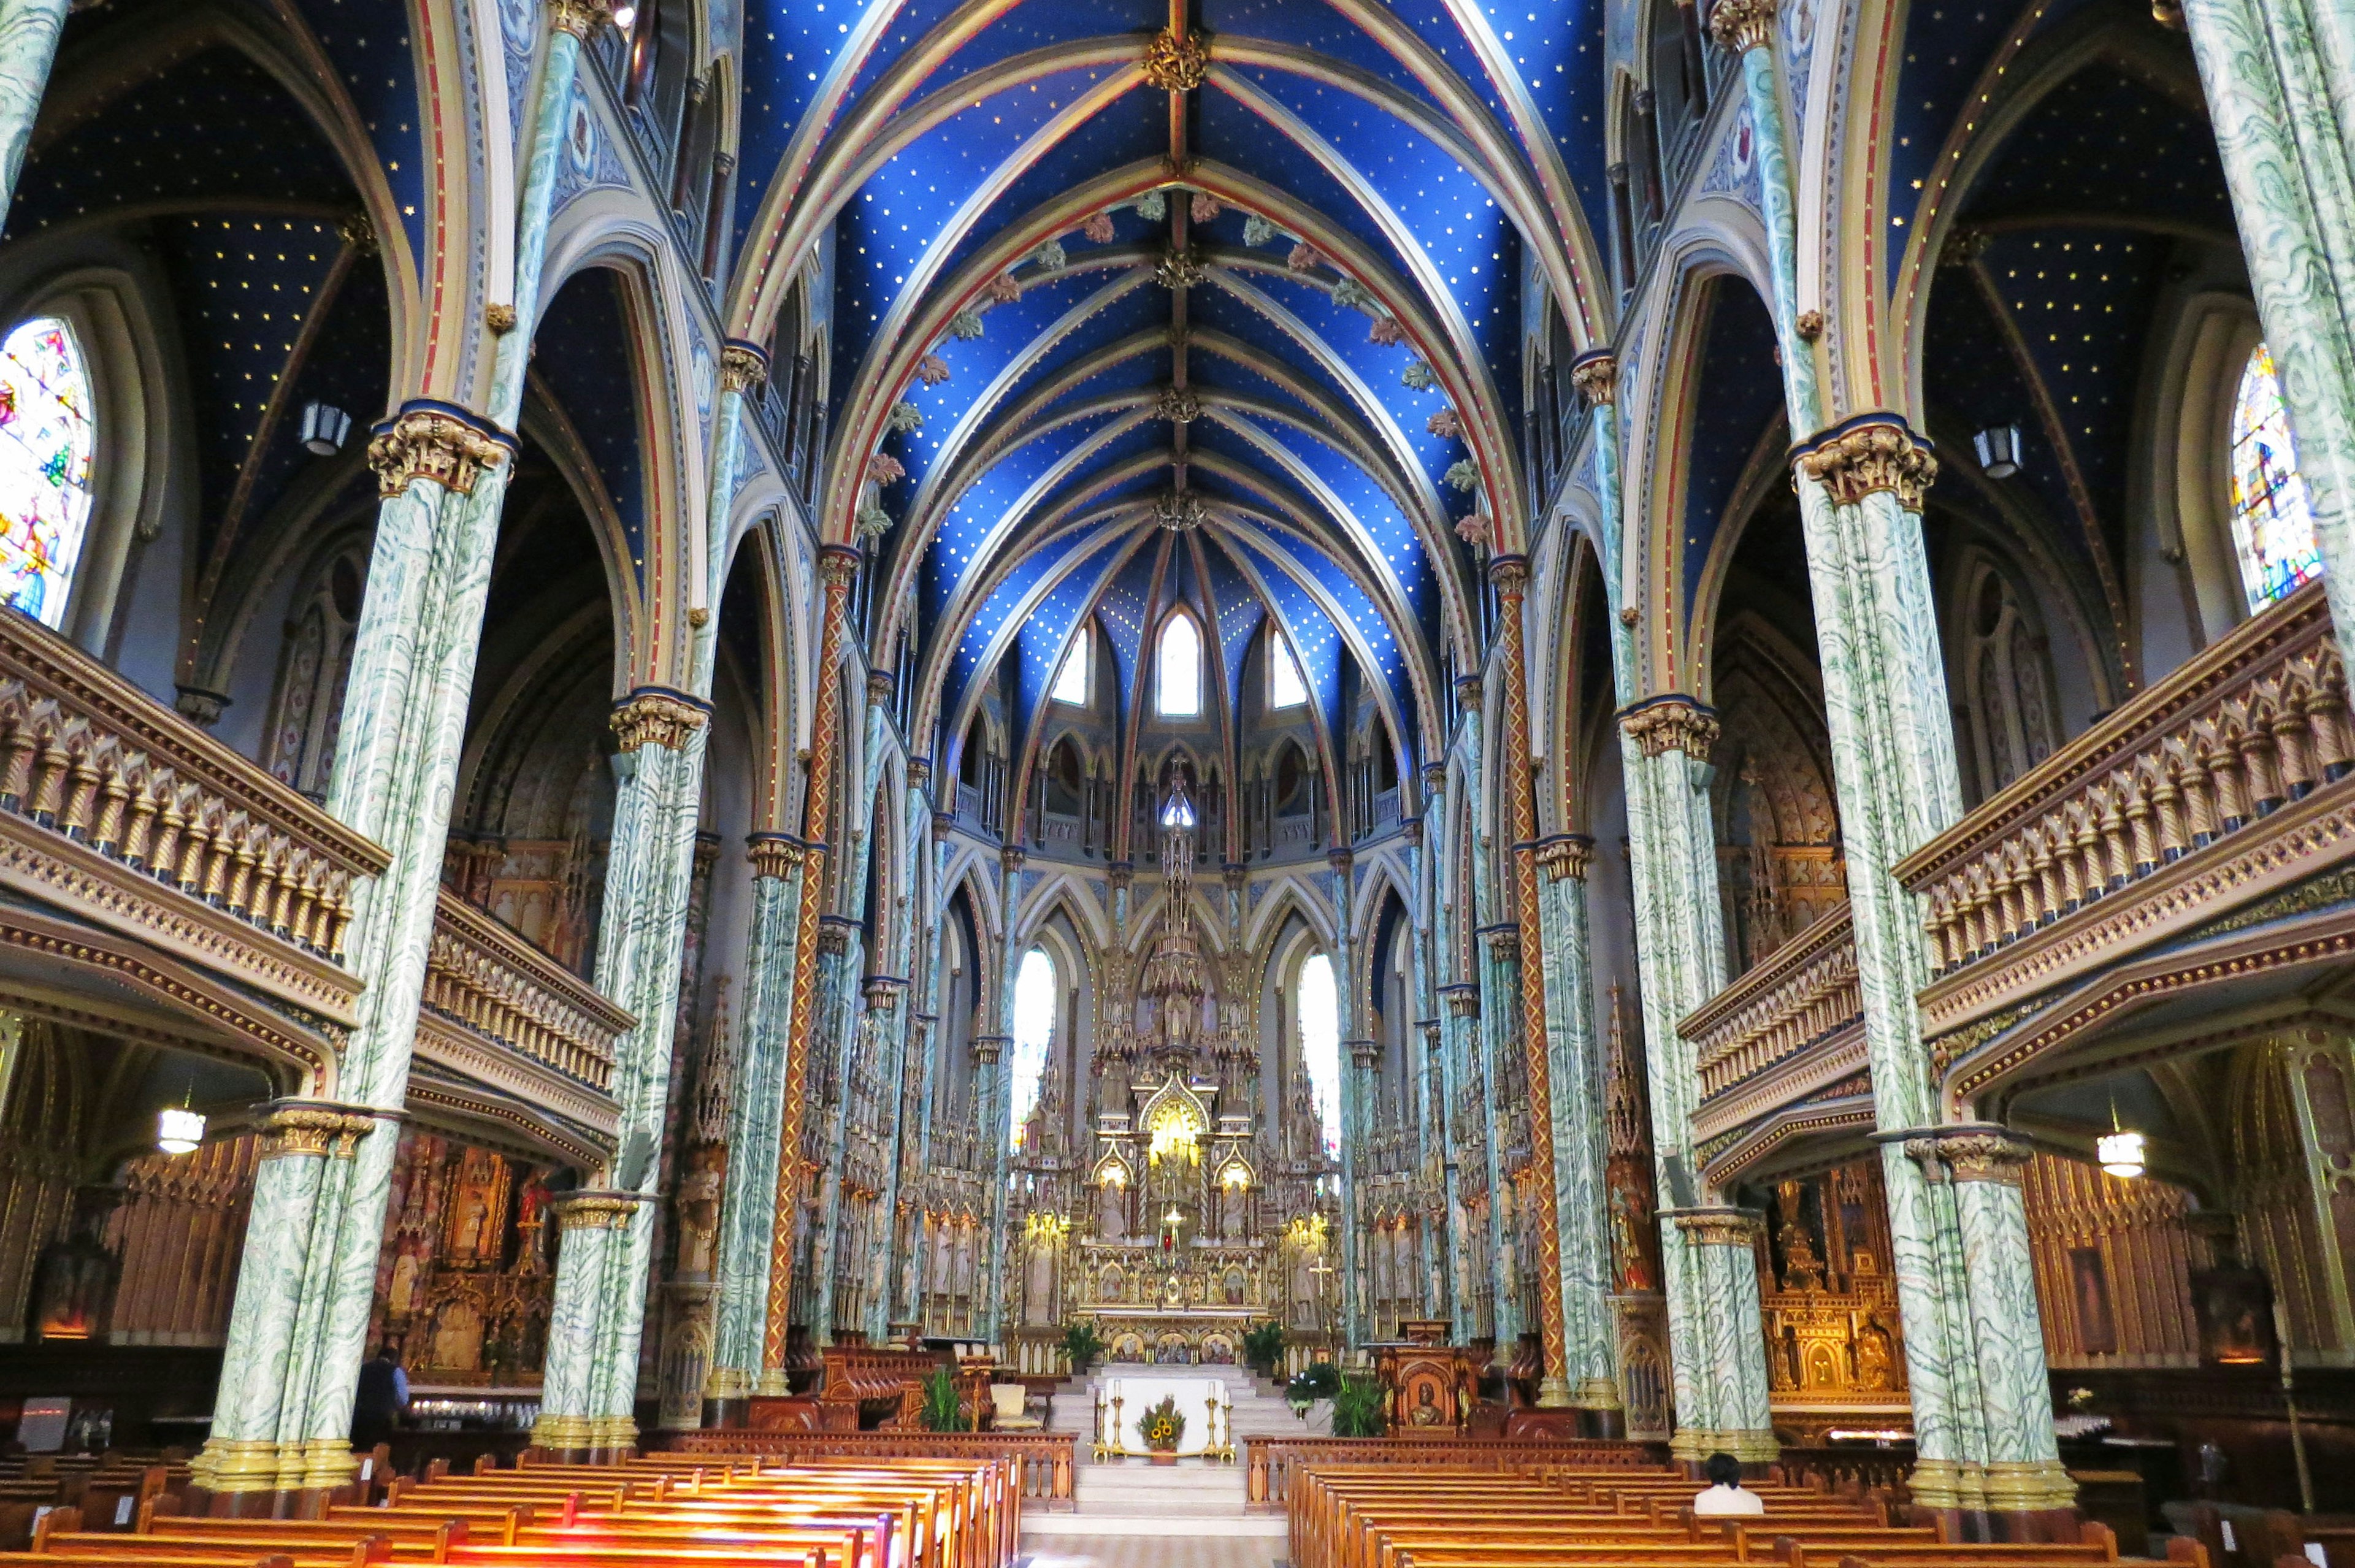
[[1093, 1374, 1233, 1459]]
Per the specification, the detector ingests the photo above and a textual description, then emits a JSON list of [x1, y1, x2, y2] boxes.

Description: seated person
[[1693, 1451, 1764, 1516]]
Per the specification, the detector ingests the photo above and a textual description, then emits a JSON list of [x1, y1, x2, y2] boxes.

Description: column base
[[1668, 1426, 1779, 1469], [530, 1412, 599, 1459], [588, 1415, 640, 1461], [188, 1438, 286, 1499], [1905, 1459, 2080, 1542], [1535, 1375, 1576, 1409]]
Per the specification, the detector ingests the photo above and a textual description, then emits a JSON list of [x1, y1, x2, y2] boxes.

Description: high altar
[[1005, 776, 1341, 1366]]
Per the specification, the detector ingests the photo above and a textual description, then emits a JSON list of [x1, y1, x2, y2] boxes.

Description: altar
[[1091, 1371, 1234, 1461]]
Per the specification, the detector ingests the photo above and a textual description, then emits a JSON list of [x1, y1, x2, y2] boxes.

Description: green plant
[[1140, 1393, 1187, 1452], [919, 1366, 968, 1432], [1062, 1319, 1106, 1372], [1331, 1374, 1387, 1438], [1288, 1361, 1341, 1404], [1241, 1320, 1286, 1374]]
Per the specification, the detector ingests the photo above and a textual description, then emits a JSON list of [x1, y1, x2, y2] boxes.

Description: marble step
[[1022, 1512, 1287, 1538], [1075, 1464, 1246, 1493]]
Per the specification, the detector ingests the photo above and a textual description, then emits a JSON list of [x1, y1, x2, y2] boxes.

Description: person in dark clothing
[[350, 1343, 408, 1451]]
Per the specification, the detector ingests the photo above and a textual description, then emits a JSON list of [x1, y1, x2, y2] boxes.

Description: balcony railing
[[423, 890, 627, 1095], [1685, 905, 1862, 1105], [0, 608, 388, 1019], [1895, 579, 2348, 976]]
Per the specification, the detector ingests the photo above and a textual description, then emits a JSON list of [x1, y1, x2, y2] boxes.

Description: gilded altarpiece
[[1758, 1161, 1910, 1442], [372, 1130, 561, 1385]]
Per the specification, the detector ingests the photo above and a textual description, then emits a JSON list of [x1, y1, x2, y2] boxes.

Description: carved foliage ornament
[[548, 0, 616, 35], [1794, 416, 1939, 511], [1569, 352, 1618, 408], [1620, 697, 1720, 760], [556, 1192, 643, 1230], [1672, 1209, 1764, 1247], [1141, 27, 1210, 92], [1155, 385, 1201, 424], [1905, 1127, 2032, 1185], [721, 343, 769, 392], [261, 1103, 378, 1159], [611, 689, 710, 752], [368, 407, 509, 499], [746, 835, 803, 880], [1706, 0, 1779, 53], [1537, 835, 1595, 881]]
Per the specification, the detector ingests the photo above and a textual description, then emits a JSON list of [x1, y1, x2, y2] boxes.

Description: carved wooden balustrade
[[1898, 580, 2349, 975], [1685, 906, 1863, 1115], [0, 608, 388, 1025], [423, 890, 626, 1095]]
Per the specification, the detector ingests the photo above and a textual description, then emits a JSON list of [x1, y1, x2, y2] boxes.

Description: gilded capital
[[367, 405, 509, 499], [1479, 922, 1521, 960], [1569, 350, 1618, 407], [1349, 1040, 1380, 1069], [1706, 0, 1779, 52], [819, 545, 864, 586], [1905, 1125, 2033, 1185], [260, 1102, 378, 1160], [867, 670, 896, 705], [746, 833, 803, 879], [1487, 553, 1531, 596], [1793, 415, 1938, 511], [906, 757, 932, 786], [1537, 833, 1594, 881], [1141, 26, 1210, 91], [611, 687, 710, 752], [1001, 845, 1027, 873], [547, 0, 615, 38], [556, 1191, 643, 1230], [1618, 695, 1720, 760], [1671, 1207, 1766, 1247], [721, 341, 770, 392], [1155, 385, 1201, 424], [1441, 982, 1482, 1019]]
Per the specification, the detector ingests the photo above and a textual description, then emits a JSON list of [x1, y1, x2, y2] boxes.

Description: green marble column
[[1330, 846, 1367, 1349], [864, 761, 933, 1342], [1403, 814, 1446, 1322], [1535, 836, 1620, 1413], [705, 836, 806, 1412], [808, 917, 868, 1342], [537, 1193, 644, 1452], [1476, 922, 1524, 1347], [0, 0, 69, 229], [976, 845, 1023, 1339], [1668, 1209, 1775, 1461], [900, 809, 956, 1328], [1907, 1129, 2074, 1515], [2182, 0, 2355, 677]]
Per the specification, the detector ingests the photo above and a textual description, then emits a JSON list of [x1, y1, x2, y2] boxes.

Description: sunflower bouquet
[[1140, 1392, 1187, 1453]]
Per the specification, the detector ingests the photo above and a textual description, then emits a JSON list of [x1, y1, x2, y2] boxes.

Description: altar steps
[[1022, 1457, 1283, 1539]]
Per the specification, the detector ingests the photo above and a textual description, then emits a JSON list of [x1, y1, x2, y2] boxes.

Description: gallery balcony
[[0, 610, 623, 1161], [1683, 579, 2355, 1176]]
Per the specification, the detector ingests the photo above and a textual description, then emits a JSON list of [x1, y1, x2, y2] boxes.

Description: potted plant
[[1331, 1373, 1387, 1438], [1287, 1360, 1340, 1422], [1062, 1318, 1106, 1374], [920, 1365, 970, 1432], [1241, 1320, 1286, 1379], [1140, 1392, 1186, 1464]]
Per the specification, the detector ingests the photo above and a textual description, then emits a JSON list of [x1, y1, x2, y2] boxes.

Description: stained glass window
[[1268, 630, 1307, 709], [0, 317, 96, 629], [1008, 947, 1055, 1150], [1051, 626, 1089, 705], [2227, 344, 2323, 612], [1297, 952, 1341, 1158], [1157, 612, 1201, 717]]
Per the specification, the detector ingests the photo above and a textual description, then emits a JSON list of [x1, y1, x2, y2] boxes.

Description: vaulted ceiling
[[729, 0, 1613, 791]]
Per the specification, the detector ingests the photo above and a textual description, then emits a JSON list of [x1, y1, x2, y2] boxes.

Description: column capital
[[1327, 847, 1354, 874], [1453, 674, 1483, 707], [933, 809, 957, 839], [1536, 833, 1594, 881], [1487, 553, 1531, 595], [720, 340, 769, 392], [862, 975, 909, 1011], [1617, 694, 1720, 760], [1441, 981, 1482, 1018], [971, 1034, 1008, 1065], [1792, 413, 1938, 511], [1347, 1039, 1381, 1069], [746, 832, 804, 879], [555, 1190, 646, 1230], [1422, 762, 1448, 790], [867, 670, 896, 705], [547, 0, 616, 36], [1706, 0, 1778, 52], [817, 914, 859, 957], [1477, 922, 1520, 960], [1666, 1206, 1766, 1247], [1569, 349, 1618, 407], [1223, 862, 1248, 891], [1000, 844, 1027, 873], [906, 755, 932, 786], [367, 400, 513, 499], [1418, 1019, 1444, 1051], [611, 686, 711, 751], [819, 544, 864, 584], [258, 1100, 381, 1159], [1107, 860, 1134, 890], [1897, 1123, 2034, 1184]]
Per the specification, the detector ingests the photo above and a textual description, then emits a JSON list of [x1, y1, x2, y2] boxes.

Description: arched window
[[262, 546, 367, 798], [1157, 612, 1201, 717], [0, 316, 96, 629], [1268, 630, 1307, 709], [1008, 947, 1055, 1150], [1297, 952, 1341, 1157], [2227, 343, 2322, 612], [1052, 625, 1090, 705]]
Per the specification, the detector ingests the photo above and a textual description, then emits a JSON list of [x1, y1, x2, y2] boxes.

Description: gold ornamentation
[[1153, 491, 1207, 531], [611, 689, 710, 752], [721, 343, 768, 392], [746, 835, 803, 879], [556, 1191, 642, 1230], [1155, 385, 1201, 424], [367, 407, 508, 499], [1488, 554, 1530, 595], [1618, 604, 1639, 627], [1140, 26, 1210, 92], [1904, 1126, 2032, 1184], [261, 1103, 378, 1159], [547, 0, 616, 37], [1537, 836, 1594, 881], [1001, 845, 1027, 872], [1619, 696, 1720, 760], [337, 212, 378, 256], [1794, 416, 1938, 511], [1569, 352, 1618, 406], [1155, 249, 1206, 289], [1671, 1208, 1765, 1247], [1706, 0, 1779, 52], [819, 545, 864, 584], [484, 303, 518, 334], [1794, 309, 1824, 341], [1480, 925, 1521, 959]]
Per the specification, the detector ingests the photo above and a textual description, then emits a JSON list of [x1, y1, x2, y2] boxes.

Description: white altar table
[[1093, 1373, 1233, 1459]]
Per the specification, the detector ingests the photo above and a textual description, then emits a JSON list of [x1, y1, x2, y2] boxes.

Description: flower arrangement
[[1141, 1392, 1187, 1453]]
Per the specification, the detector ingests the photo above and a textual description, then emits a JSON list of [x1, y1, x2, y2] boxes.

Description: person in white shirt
[[1693, 1451, 1766, 1516]]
